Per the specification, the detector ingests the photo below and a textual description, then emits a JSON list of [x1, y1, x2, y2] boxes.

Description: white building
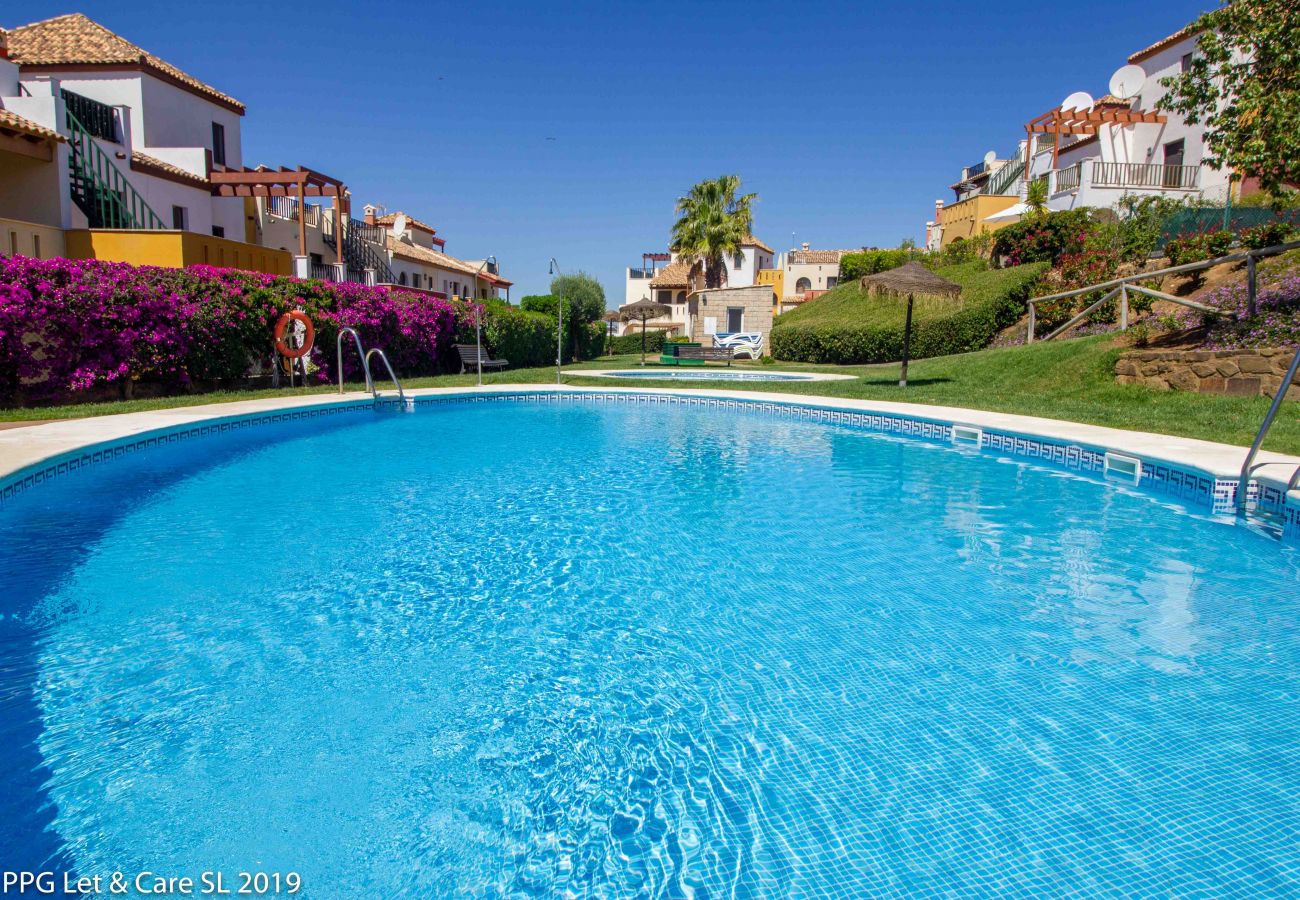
[[931, 23, 1246, 239], [781, 244, 848, 307], [373, 208, 510, 300], [0, 14, 247, 242]]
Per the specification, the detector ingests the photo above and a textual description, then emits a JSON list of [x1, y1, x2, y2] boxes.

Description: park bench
[[675, 345, 733, 365], [454, 344, 508, 374]]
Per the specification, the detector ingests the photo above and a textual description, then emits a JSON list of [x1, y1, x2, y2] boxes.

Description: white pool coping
[[1, 384, 1297, 508], [583, 369, 857, 382]]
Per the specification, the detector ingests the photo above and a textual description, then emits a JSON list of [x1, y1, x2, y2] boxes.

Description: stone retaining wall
[[1116, 348, 1299, 400]]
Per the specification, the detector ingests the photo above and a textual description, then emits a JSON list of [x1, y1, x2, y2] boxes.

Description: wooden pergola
[[1024, 105, 1166, 170], [209, 166, 348, 260]]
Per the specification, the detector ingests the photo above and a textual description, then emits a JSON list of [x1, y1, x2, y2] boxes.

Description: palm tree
[[669, 175, 757, 289], [1025, 178, 1049, 219]]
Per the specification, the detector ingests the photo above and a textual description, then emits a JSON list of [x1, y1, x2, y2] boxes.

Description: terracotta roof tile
[[385, 235, 480, 276], [375, 211, 437, 235], [130, 150, 207, 186], [742, 235, 774, 253], [0, 106, 64, 142], [648, 260, 691, 288], [7, 14, 244, 112], [1128, 24, 1198, 64], [790, 249, 851, 265]]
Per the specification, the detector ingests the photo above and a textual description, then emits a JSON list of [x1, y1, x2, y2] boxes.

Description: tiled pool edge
[[1, 387, 1297, 545]]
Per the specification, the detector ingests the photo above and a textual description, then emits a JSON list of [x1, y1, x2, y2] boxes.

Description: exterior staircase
[[63, 92, 166, 230], [323, 217, 395, 284], [983, 157, 1025, 198]]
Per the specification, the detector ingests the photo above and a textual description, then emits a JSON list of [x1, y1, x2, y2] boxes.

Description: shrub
[[769, 262, 1047, 364], [479, 304, 555, 368], [839, 249, 915, 281], [0, 256, 460, 404], [1166, 227, 1236, 264], [1240, 220, 1297, 250], [610, 329, 668, 355], [992, 209, 1096, 266]]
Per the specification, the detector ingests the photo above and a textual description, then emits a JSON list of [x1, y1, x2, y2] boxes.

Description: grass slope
[[771, 261, 1047, 364], [4, 337, 1298, 455]]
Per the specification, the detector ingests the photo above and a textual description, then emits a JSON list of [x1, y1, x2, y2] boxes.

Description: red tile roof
[[1128, 25, 1199, 64], [7, 14, 243, 112], [0, 107, 64, 142]]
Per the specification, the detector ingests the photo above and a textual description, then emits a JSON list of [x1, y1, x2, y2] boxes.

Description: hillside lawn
[[768, 261, 1048, 364], [4, 335, 1298, 456]]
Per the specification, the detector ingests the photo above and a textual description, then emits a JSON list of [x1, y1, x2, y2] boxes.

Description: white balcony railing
[[1092, 162, 1199, 190]]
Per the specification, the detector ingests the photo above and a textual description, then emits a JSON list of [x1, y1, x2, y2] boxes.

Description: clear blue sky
[[19, 0, 1210, 300]]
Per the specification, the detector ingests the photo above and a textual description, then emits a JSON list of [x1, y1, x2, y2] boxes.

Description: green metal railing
[[983, 158, 1025, 197], [65, 108, 166, 230]]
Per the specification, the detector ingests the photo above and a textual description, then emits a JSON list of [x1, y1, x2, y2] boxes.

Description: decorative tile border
[[0, 400, 371, 505], [2, 390, 1297, 547]]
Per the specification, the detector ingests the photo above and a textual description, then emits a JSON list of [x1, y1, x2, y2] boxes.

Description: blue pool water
[[599, 369, 821, 381], [1, 398, 1298, 897]]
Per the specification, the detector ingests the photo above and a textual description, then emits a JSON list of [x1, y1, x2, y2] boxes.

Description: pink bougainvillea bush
[[0, 256, 468, 404]]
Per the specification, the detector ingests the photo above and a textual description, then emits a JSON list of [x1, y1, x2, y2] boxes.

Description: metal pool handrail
[[364, 347, 406, 404], [336, 327, 372, 395], [1237, 345, 1300, 514]]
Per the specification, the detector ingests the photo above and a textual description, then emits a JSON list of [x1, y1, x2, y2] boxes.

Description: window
[[827, 276, 838, 289], [1181, 52, 1193, 73], [657, 290, 671, 303], [171, 206, 188, 230], [211, 122, 226, 166], [32, 234, 41, 258], [726, 307, 744, 333], [795, 276, 812, 293], [398, 272, 407, 285], [211, 225, 225, 239], [733, 254, 743, 269]]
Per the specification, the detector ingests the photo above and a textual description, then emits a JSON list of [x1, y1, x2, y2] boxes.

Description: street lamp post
[[473, 255, 496, 387], [549, 258, 562, 385]]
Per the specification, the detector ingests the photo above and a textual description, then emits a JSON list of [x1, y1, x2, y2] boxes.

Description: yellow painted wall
[[938, 195, 1022, 248], [756, 268, 783, 306], [65, 230, 294, 276]]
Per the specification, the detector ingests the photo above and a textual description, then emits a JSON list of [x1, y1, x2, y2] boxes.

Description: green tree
[[669, 175, 757, 288], [1158, 2, 1300, 194]]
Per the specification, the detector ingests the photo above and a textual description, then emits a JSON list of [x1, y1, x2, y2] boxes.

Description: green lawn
[[3, 336, 1298, 455]]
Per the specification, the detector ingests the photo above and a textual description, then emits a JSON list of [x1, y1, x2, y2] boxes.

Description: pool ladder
[[1236, 345, 1300, 513], [337, 327, 412, 411]]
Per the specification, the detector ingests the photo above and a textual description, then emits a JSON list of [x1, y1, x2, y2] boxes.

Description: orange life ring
[[274, 311, 314, 359]]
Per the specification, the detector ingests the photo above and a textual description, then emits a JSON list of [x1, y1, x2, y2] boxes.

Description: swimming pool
[[2, 394, 1298, 897], [589, 368, 854, 381]]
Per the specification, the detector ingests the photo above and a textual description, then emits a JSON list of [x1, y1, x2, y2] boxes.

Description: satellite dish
[[983, 150, 997, 167], [1109, 64, 1146, 100], [1061, 91, 1094, 112], [389, 213, 407, 239]]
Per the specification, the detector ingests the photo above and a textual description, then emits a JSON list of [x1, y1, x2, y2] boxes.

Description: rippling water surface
[[2, 400, 1298, 897]]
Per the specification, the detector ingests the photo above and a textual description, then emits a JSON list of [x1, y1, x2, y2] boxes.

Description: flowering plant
[[0, 256, 466, 404]]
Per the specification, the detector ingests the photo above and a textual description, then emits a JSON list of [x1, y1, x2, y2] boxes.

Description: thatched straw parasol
[[601, 310, 621, 356], [619, 298, 672, 365], [860, 263, 961, 387]]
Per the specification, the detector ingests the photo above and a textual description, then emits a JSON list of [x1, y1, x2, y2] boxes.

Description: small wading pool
[[588, 368, 854, 382], [1, 393, 1297, 897]]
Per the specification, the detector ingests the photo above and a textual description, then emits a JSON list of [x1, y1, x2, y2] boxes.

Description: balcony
[[1054, 163, 1083, 193], [1092, 161, 1199, 190]]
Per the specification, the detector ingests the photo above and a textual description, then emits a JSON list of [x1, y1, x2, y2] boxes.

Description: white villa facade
[[930, 23, 1245, 246]]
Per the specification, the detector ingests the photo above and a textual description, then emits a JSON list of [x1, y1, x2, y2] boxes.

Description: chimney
[[0, 29, 9, 60], [801, 242, 810, 251], [363, 204, 378, 226], [934, 199, 944, 222]]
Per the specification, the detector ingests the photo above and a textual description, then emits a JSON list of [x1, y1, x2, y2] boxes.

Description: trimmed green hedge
[[839, 249, 919, 281], [770, 261, 1047, 364], [482, 305, 555, 368], [610, 329, 668, 354]]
